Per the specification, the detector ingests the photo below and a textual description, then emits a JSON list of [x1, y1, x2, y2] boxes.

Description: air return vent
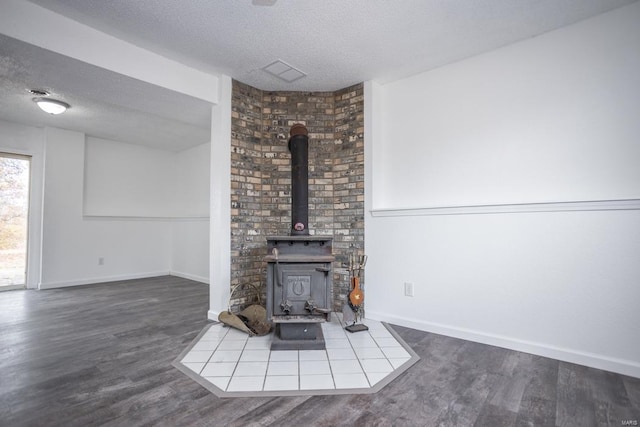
[[262, 59, 306, 83]]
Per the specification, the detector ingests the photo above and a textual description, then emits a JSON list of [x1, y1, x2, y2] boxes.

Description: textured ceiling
[[24, 0, 638, 91], [0, 0, 637, 150], [0, 34, 212, 150]]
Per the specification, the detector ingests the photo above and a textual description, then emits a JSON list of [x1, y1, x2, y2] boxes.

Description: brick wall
[[230, 81, 364, 312], [230, 83, 264, 308], [332, 84, 365, 310]]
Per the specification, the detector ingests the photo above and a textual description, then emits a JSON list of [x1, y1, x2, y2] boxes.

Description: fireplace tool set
[[344, 254, 368, 333]]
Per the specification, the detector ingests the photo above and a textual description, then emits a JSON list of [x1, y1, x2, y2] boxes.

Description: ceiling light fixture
[[33, 97, 70, 115]]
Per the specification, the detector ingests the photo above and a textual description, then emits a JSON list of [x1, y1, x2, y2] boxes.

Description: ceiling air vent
[[262, 60, 306, 83]]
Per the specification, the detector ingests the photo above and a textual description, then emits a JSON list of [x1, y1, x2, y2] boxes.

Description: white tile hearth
[[173, 314, 419, 397]]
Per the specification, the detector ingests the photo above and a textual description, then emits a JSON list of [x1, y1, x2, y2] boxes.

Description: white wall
[[84, 136, 210, 218], [366, 3, 640, 378], [172, 143, 211, 283], [1, 0, 220, 290], [41, 128, 173, 287], [84, 137, 178, 217], [83, 137, 210, 282], [174, 143, 211, 218], [376, 3, 640, 209], [0, 122, 212, 288], [171, 219, 209, 283]]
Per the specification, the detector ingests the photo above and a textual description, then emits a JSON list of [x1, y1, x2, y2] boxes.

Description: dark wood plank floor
[[0, 276, 638, 426]]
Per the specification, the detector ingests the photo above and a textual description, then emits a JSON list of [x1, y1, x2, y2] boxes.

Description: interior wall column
[[209, 75, 232, 319]]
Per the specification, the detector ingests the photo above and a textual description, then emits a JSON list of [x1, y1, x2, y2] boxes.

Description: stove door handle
[[315, 266, 330, 274], [305, 300, 330, 314], [273, 249, 282, 287]]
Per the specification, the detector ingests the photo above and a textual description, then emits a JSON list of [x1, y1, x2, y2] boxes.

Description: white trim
[[364, 80, 383, 216], [371, 198, 640, 217], [39, 271, 170, 289], [208, 309, 222, 321], [209, 75, 233, 318], [0, 0, 219, 103], [170, 271, 209, 284], [1, 142, 44, 290], [367, 310, 640, 379], [0, 147, 35, 157], [82, 215, 209, 222]]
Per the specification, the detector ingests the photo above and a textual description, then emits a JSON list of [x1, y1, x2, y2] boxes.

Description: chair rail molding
[[370, 198, 640, 217]]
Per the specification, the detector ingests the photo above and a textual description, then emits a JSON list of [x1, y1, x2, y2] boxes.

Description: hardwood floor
[[0, 276, 638, 426]]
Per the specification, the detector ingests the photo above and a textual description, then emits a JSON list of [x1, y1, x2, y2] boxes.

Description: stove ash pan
[[265, 236, 335, 323]]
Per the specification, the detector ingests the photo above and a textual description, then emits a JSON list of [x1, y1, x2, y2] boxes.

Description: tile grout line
[[240, 335, 256, 392], [324, 319, 339, 389], [331, 314, 365, 389], [198, 324, 228, 376], [328, 347, 337, 389], [261, 342, 276, 391], [346, 321, 373, 388], [264, 344, 273, 392], [177, 317, 420, 396], [224, 331, 247, 392]]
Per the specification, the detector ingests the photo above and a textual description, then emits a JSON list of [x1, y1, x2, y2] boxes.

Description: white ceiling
[[0, 33, 212, 151], [1, 0, 637, 150]]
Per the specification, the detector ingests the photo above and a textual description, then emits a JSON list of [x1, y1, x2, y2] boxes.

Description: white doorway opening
[[0, 152, 31, 290]]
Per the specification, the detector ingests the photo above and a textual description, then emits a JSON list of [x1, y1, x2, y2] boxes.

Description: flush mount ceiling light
[[33, 97, 70, 115]]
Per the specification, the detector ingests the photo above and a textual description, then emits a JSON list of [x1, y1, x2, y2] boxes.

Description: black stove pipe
[[288, 124, 309, 236]]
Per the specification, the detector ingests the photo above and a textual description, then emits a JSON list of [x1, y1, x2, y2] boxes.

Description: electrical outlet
[[404, 282, 414, 297], [98, 257, 104, 266]]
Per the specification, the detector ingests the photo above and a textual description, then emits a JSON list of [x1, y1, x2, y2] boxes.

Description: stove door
[[270, 263, 330, 317]]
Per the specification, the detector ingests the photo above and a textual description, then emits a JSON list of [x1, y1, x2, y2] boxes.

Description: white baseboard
[[39, 271, 171, 289], [208, 310, 222, 321], [170, 271, 209, 284], [367, 310, 640, 379]]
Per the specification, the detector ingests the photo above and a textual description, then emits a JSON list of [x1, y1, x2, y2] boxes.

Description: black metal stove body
[[264, 124, 335, 350], [265, 236, 334, 349]]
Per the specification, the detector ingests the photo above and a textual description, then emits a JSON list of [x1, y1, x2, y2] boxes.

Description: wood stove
[[265, 236, 334, 350], [264, 124, 335, 350]]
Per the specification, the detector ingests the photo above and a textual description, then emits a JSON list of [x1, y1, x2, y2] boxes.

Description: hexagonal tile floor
[[173, 314, 419, 397]]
